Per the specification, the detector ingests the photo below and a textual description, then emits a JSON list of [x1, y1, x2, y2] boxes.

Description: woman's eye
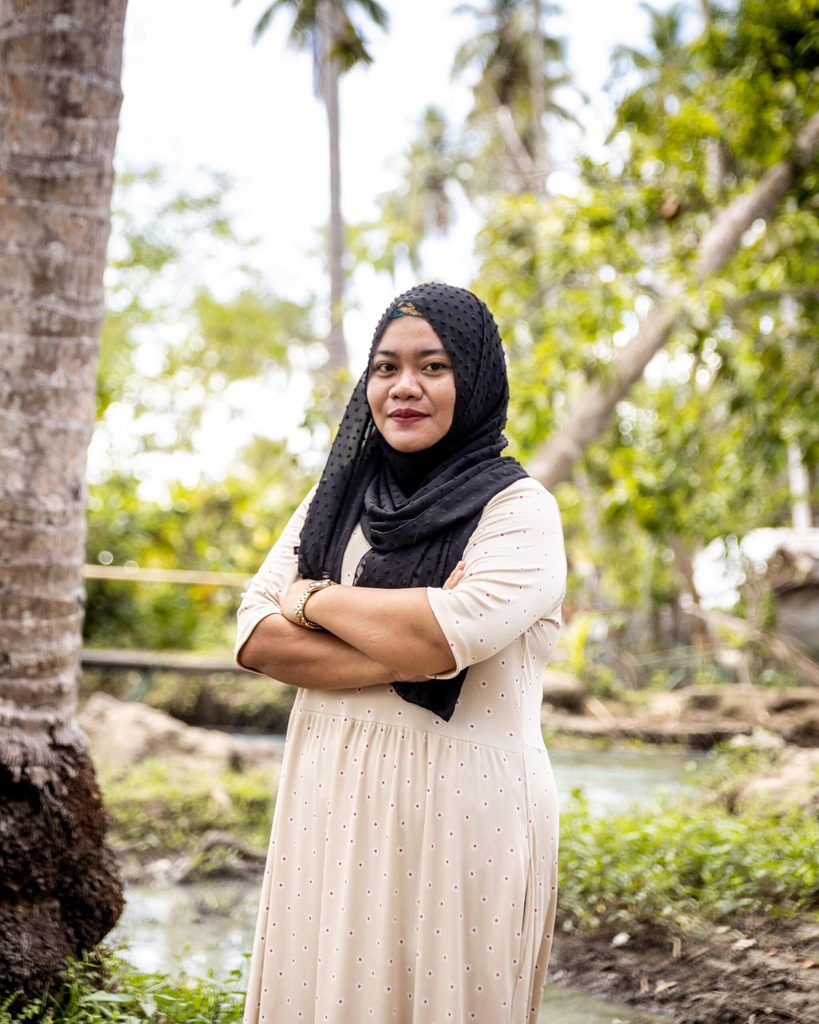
[[425, 362, 450, 372], [373, 362, 395, 373]]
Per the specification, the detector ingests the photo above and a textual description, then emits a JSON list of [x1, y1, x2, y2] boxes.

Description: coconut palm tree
[[235, 0, 388, 374], [347, 106, 468, 279], [612, 2, 734, 193], [610, 2, 694, 127], [0, 0, 129, 1001], [454, 0, 575, 195]]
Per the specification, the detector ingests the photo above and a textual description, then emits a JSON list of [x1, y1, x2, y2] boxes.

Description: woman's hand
[[443, 560, 465, 591]]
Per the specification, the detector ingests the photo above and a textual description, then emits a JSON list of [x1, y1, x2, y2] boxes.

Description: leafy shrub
[[558, 793, 819, 932], [0, 949, 245, 1023]]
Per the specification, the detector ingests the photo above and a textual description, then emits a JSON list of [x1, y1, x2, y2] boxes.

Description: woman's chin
[[381, 420, 449, 453], [384, 432, 438, 453]]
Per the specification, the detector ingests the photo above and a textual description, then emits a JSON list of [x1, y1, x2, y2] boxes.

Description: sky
[[102, 0, 686, 488], [116, 0, 682, 358]]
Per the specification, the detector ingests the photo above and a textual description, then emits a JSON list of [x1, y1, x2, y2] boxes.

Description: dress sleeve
[[425, 479, 566, 676], [234, 484, 317, 666]]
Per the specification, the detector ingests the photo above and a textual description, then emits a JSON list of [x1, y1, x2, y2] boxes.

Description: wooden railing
[[80, 648, 250, 675], [81, 564, 256, 699]]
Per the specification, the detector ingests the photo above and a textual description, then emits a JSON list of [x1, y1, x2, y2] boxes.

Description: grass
[[0, 950, 245, 1024], [558, 792, 819, 933], [4, 743, 818, 1020], [99, 745, 819, 937], [99, 757, 276, 856]]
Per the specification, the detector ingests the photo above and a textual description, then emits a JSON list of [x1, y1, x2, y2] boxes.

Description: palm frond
[[351, 0, 389, 31], [251, 3, 278, 43]]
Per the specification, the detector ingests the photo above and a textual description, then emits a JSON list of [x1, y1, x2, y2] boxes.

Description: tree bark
[[528, 110, 819, 489], [668, 535, 711, 647], [494, 102, 536, 192], [0, 0, 127, 999]]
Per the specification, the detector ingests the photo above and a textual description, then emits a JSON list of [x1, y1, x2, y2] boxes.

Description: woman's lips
[[389, 410, 427, 422]]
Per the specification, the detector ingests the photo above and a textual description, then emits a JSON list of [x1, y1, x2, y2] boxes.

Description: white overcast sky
[[116, 0, 684, 344], [104, 0, 686, 486]]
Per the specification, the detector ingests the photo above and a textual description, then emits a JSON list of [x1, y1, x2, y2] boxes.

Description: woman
[[236, 282, 566, 1023]]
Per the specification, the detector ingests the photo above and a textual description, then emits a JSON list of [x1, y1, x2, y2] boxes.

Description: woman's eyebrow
[[372, 348, 449, 359]]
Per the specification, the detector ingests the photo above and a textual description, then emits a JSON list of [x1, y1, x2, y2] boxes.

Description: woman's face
[[366, 317, 456, 453]]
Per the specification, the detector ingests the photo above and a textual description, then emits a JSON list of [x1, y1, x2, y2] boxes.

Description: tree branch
[[528, 111, 819, 490]]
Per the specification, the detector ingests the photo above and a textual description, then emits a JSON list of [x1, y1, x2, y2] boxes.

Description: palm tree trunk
[[319, 0, 348, 377], [0, 0, 128, 999], [528, 110, 819, 489], [326, 59, 347, 370], [529, 0, 547, 195]]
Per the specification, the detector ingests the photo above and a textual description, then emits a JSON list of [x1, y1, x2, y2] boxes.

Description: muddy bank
[[542, 674, 819, 748], [551, 917, 819, 1024]]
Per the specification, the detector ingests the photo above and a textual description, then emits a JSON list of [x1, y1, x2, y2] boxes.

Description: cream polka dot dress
[[235, 477, 566, 1023]]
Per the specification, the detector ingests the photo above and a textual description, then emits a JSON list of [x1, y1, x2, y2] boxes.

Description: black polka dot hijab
[[297, 282, 527, 720]]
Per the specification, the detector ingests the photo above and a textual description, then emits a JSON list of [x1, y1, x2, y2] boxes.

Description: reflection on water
[[539, 983, 673, 1023], [549, 745, 701, 815], [111, 881, 258, 979]]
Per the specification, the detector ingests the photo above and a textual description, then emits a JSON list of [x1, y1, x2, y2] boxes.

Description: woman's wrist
[[294, 579, 337, 630], [294, 579, 337, 629]]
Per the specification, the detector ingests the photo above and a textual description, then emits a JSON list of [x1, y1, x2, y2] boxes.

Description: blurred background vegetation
[[85, 0, 819, 699]]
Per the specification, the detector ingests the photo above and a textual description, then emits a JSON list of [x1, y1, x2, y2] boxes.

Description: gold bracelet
[[294, 579, 337, 630]]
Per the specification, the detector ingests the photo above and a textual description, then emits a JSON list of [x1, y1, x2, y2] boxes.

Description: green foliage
[[453, 0, 577, 194], [97, 745, 819, 937], [88, 165, 322, 654], [238, 0, 389, 69], [99, 166, 248, 421], [98, 165, 318, 455], [84, 440, 312, 651], [559, 796, 819, 932], [99, 757, 275, 855], [347, 107, 466, 279], [467, 0, 819, 623], [0, 952, 245, 1023]]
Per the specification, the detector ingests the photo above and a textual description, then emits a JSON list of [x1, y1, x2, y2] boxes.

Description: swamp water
[[111, 745, 690, 1022]]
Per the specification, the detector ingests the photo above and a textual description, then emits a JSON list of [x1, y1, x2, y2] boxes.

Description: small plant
[[0, 947, 247, 1024]]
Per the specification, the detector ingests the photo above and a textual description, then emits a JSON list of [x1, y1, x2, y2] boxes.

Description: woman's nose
[[389, 369, 421, 397]]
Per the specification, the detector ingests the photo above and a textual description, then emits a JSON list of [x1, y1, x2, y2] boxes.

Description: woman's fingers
[[442, 561, 466, 590]]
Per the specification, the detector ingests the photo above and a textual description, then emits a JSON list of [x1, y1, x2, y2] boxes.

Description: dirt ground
[[550, 916, 819, 1024]]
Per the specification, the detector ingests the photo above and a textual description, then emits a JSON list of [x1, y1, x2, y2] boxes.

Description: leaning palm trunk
[[528, 110, 819, 489], [0, 0, 128, 1000]]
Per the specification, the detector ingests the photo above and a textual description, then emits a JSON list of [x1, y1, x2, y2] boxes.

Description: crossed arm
[[237, 564, 464, 689]]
